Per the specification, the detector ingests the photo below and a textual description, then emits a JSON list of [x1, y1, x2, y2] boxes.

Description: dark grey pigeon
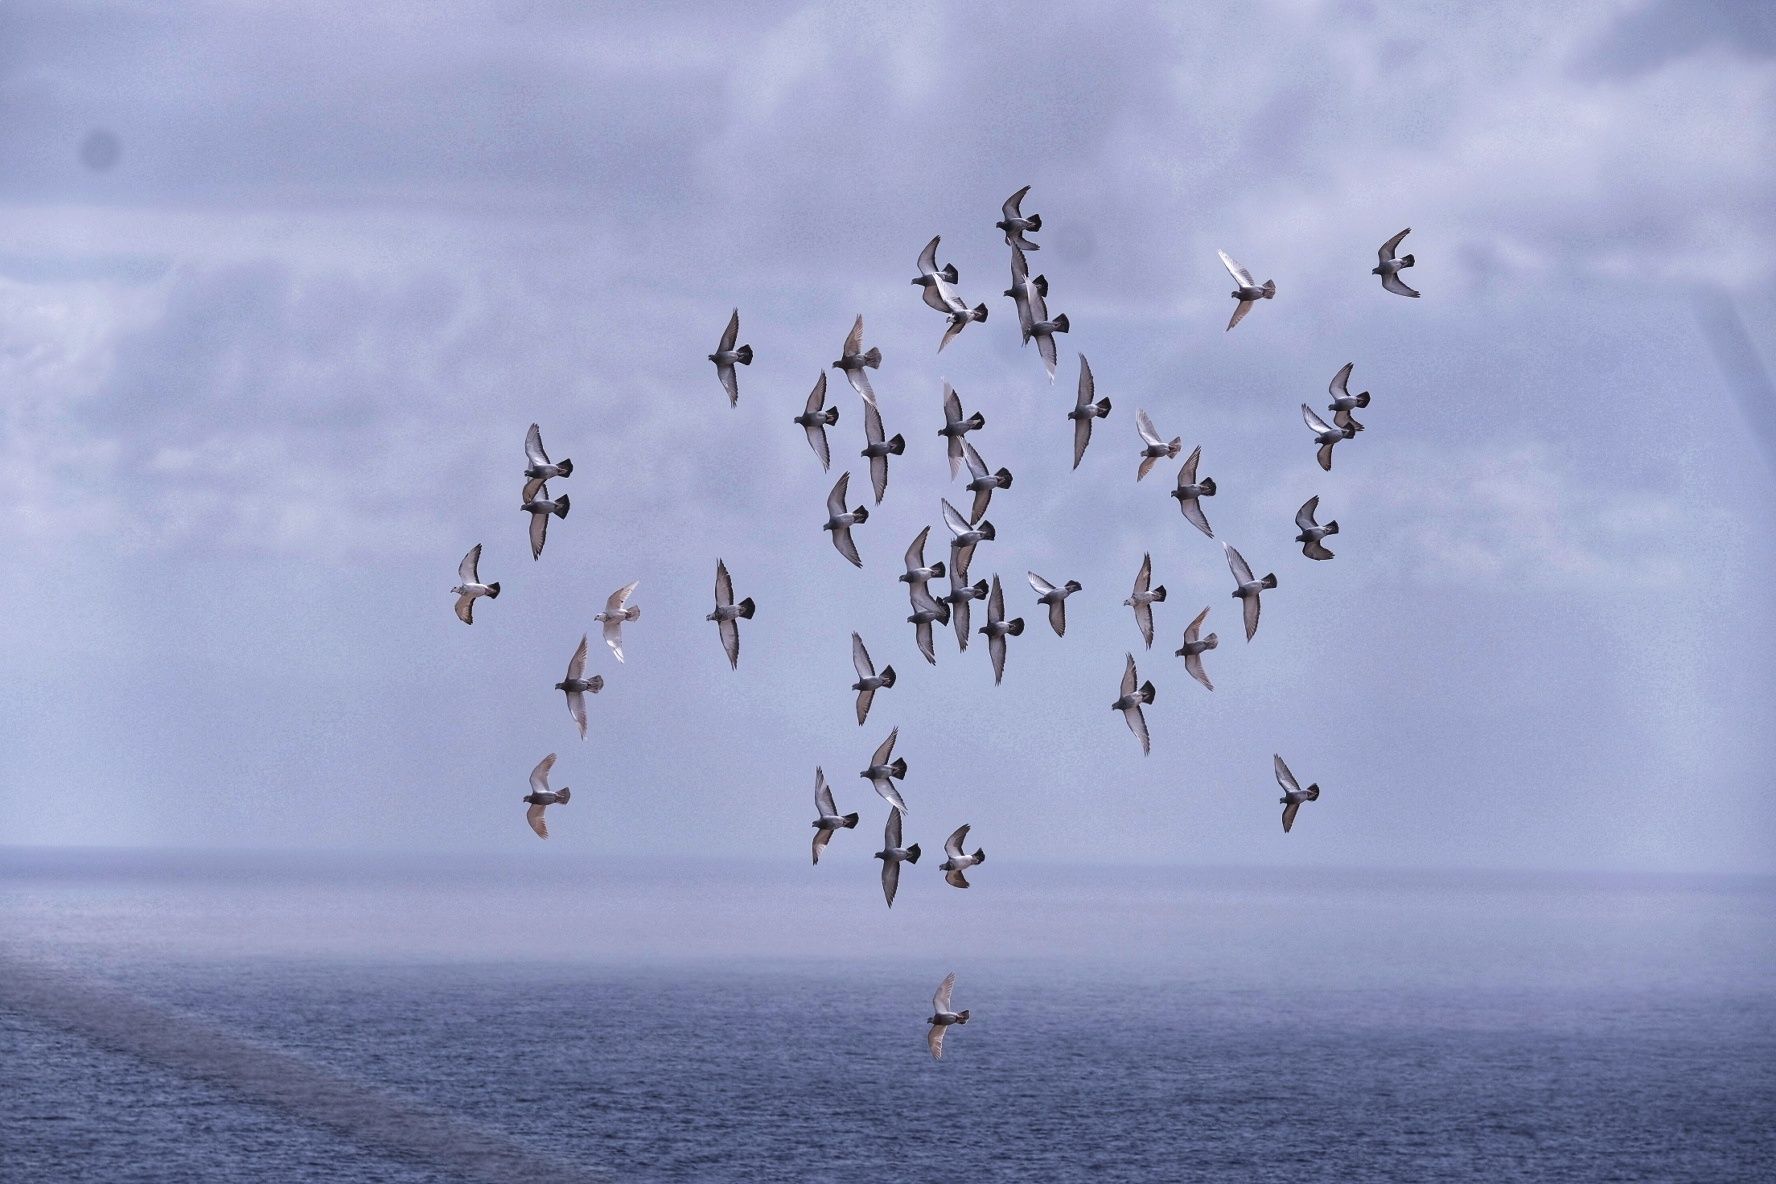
[[960, 439, 1012, 524], [832, 314, 882, 405], [851, 632, 896, 725], [1223, 543, 1276, 642], [1169, 446, 1217, 537], [938, 383, 986, 478], [794, 372, 840, 470], [1111, 652, 1156, 755], [1174, 607, 1218, 692], [708, 309, 753, 407], [706, 559, 755, 670], [519, 478, 569, 560], [554, 634, 605, 740], [1124, 552, 1167, 649], [978, 574, 1024, 685], [874, 808, 920, 908], [823, 472, 869, 568], [996, 185, 1042, 249], [1027, 571, 1081, 638], [811, 767, 858, 865], [861, 402, 905, 504], [1069, 354, 1111, 469]]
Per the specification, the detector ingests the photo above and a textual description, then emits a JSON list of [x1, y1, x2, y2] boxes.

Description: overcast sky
[[1, 0, 1773, 876]]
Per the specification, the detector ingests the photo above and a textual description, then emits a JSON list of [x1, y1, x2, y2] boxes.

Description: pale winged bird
[[1223, 543, 1276, 642], [938, 824, 985, 889], [706, 559, 755, 669], [521, 753, 571, 839], [708, 309, 752, 406], [811, 767, 859, 864], [832, 314, 882, 405], [851, 632, 896, 726], [1373, 228, 1420, 298], [519, 478, 569, 560], [1274, 754, 1321, 833], [938, 383, 986, 478], [861, 726, 910, 814], [1027, 571, 1081, 637], [1218, 249, 1275, 331], [554, 634, 605, 739], [523, 423, 572, 483], [1124, 552, 1167, 649], [594, 581, 640, 662], [794, 372, 840, 470], [926, 972, 970, 1060], [823, 472, 869, 567], [1175, 607, 1218, 692], [1111, 652, 1156, 755], [451, 544, 498, 624], [1302, 404, 1355, 472], [1295, 496, 1339, 560], [1327, 362, 1371, 432]]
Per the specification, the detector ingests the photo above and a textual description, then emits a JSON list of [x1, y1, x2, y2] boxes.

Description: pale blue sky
[[1, 0, 1772, 875]]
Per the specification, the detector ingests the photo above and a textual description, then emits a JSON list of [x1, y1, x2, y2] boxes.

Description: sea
[[2, 849, 1773, 1183]]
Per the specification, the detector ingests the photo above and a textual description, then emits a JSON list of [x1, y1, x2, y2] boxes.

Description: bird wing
[[968, 484, 993, 527], [934, 971, 956, 1012], [917, 235, 941, 276], [1036, 329, 1058, 379], [1123, 703, 1150, 755], [1225, 299, 1254, 332], [988, 631, 1007, 684], [869, 452, 889, 506], [950, 596, 972, 652], [1180, 446, 1202, 486], [905, 526, 931, 573], [1218, 249, 1254, 286], [1072, 411, 1093, 469], [826, 472, 850, 517], [1382, 271, 1421, 298], [528, 510, 548, 559], [927, 1023, 946, 1060], [855, 682, 877, 725], [863, 400, 885, 446], [1120, 652, 1138, 698], [714, 559, 733, 607], [522, 476, 546, 502], [605, 580, 639, 616], [987, 575, 1005, 621], [804, 419, 832, 470], [812, 828, 833, 864], [914, 615, 937, 665], [804, 371, 827, 415], [1377, 227, 1410, 263], [944, 383, 962, 425], [945, 868, 971, 889], [937, 313, 968, 351], [526, 803, 549, 839], [1180, 496, 1213, 539], [717, 362, 739, 407], [946, 435, 965, 478], [1133, 600, 1154, 649], [1302, 404, 1336, 434], [1132, 552, 1152, 596], [844, 314, 863, 357], [566, 633, 589, 681], [1223, 543, 1254, 585], [524, 423, 549, 467], [1185, 650, 1213, 692], [529, 753, 556, 794], [882, 857, 901, 908], [830, 524, 862, 568], [871, 727, 898, 768], [565, 689, 587, 739], [846, 367, 877, 406], [944, 825, 969, 860], [601, 616, 625, 662], [1002, 185, 1029, 221], [1274, 754, 1300, 794], [1242, 589, 1261, 640], [1076, 353, 1094, 407], [852, 632, 874, 680], [815, 767, 836, 817], [1282, 800, 1301, 833], [1136, 409, 1162, 447], [941, 498, 970, 538], [961, 439, 989, 482], [1303, 539, 1335, 561], [1184, 606, 1209, 644], [1296, 497, 1321, 531], [1027, 571, 1055, 596], [719, 617, 740, 669], [1329, 362, 1353, 400], [458, 544, 481, 583], [1317, 441, 1336, 472], [718, 308, 739, 353], [453, 591, 475, 625]]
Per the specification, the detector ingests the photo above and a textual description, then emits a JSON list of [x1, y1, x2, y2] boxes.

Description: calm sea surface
[[2, 850, 1773, 1182]]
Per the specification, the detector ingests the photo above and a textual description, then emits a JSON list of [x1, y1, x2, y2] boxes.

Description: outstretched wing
[[1274, 754, 1300, 794], [933, 971, 956, 1012], [1329, 362, 1353, 400], [1184, 606, 1209, 644], [1002, 185, 1029, 221], [852, 632, 874, 680], [917, 235, 941, 276], [941, 499, 970, 538], [844, 314, 864, 357], [927, 1023, 946, 1060], [1120, 652, 1137, 698], [961, 439, 988, 482], [526, 802, 549, 839], [714, 559, 734, 607], [804, 419, 831, 470], [1223, 543, 1254, 585], [458, 544, 481, 584], [529, 753, 556, 794], [565, 688, 587, 739], [1377, 227, 1410, 264], [566, 633, 589, 681], [718, 308, 739, 353], [1122, 702, 1150, 755], [904, 526, 931, 574], [1302, 404, 1336, 434], [1027, 571, 1055, 597], [1136, 409, 1162, 447], [1218, 249, 1254, 286], [524, 423, 549, 467], [863, 400, 886, 447], [815, 767, 836, 817], [1296, 496, 1321, 531], [830, 524, 862, 568], [1072, 410, 1093, 469], [453, 590, 475, 625], [1184, 650, 1213, 692], [605, 580, 639, 616], [1282, 800, 1301, 833], [944, 825, 970, 860], [826, 472, 851, 518], [527, 509, 548, 560], [719, 618, 740, 669], [717, 361, 739, 407], [1225, 298, 1255, 332], [1382, 271, 1421, 298], [1076, 353, 1094, 408]]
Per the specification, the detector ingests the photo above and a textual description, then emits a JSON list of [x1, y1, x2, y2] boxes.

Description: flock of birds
[[448, 187, 1422, 1058]]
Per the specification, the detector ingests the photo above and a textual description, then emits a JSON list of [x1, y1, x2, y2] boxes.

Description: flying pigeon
[[1136, 410, 1182, 481], [1169, 446, 1217, 537], [996, 185, 1041, 250], [520, 478, 569, 560], [1223, 543, 1276, 642], [900, 525, 947, 597], [707, 559, 755, 670], [1069, 354, 1111, 469], [823, 472, 869, 568], [794, 372, 840, 470], [1023, 306, 1070, 381], [1295, 496, 1339, 560], [708, 308, 753, 407], [960, 439, 1012, 524], [521, 753, 571, 840], [1373, 228, 1420, 298], [938, 297, 989, 353], [979, 574, 1024, 686], [1302, 404, 1355, 472], [554, 634, 605, 740], [907, 588, 951, 666], [594, 581, 640, 662], [451, 544, 499, 624], [1275, 754, 1321, 833], [942, 576, 989, 653], [874, 808, 920, 908], [832, 314, 882, 405], [523, 424, 572, 483], [861, 402, 905, 504], [1174, 607, 1218, 692], [938, 383, 986, 478], [1327, 362, 1370, 432], [941, 498, 995, 580], [851, 632, 896, 726], [1004, 243, 1049, 327], [861, 727, 909, 814], [913, 235, 960, 302], [926, 972, 970, 1060], [1124, 552, 1167, 649], [939, 824, 985, 889], [811, 766, 858, 865], [1219, 249, 1276, 331], [1027, 571, 1081, 638], [1111, 652, 1156, 755]]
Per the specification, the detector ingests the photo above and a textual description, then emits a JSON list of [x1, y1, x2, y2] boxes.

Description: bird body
[[794, 373, 840, 469], [811, 767, 859, 864], [979, 574, 1024, 685], [832, 314, 882, 405], [942, 577, 989, 652], [851, 632, 896, 725], [1302, 404, 1355, 471], [823, 472, 870, 567], [941, 498, 994, 579], [861, 727, 910, 814], [519, 479, 569, 560], [996, 186, 1041, 249], [1327, 362, 1371, 432], [706, 560, 754, 669], [1069, 354, 1112, 468], [860, 402, 904, 504], [594, 581, 641, 662], [938, 384, 987, 478], [1027, 571, 1081, 637], [1135, 410, 1182, 481], [874, 809, 920, 908]]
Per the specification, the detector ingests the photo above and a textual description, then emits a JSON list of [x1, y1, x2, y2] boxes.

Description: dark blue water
[[4, 854, 1773, 1182]]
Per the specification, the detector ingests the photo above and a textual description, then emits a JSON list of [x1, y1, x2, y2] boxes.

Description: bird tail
[[904, 842, 921, 864], [627, 604, 642, 622], [1261, 281, 1276, 298], [1355, 391, 1371, 407], [486, 582, 501, 598], [978, 520, 997, 541], [1052, 313, 1070, 334], [1026, 213, 1042, 231], [890, 757, 908, 779], [934, 601, 952, 625], [738, 597, 756, 619], [863, 347, 882, 369], [1167, 437, 1182, 458], [1260, 573, 1277, 589], [556, 787, 572, 804], [928, 559, 947, 580], [995, 467, 1013, 489], [842, 812, 859, 829], [1399, 254, 1414, 268], [972, 303, 989, 322], [1151, 584, 1167, 602], [823, 406, 840, 425], [1065, 580, 1082, 594], [888, 434, 905, 455], [954, 1009, 970, 1024], [1203, 632, 1218, 650], [1199, 476, 1217, 495], [1033, 274, 1049, 297], [973, 848, 985, 864], [1139, 680, 1156, 704], [556, 458, 573, 477], [553, 494, 570, 518], [1095, 397, 1112, 416], [1007, 618, 1025, 637], [1324, 520, 1340, 535], [736, 345, 754, 366], [880, 665, 897, 688], [966, 411, 986, 430], [1305, 785, 1320, 801], [852, 505, 870, 524], [941, 263, 959, 284]]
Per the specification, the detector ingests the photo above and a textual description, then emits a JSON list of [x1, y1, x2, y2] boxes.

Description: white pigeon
[[1135, 410, 1182, 481], [1219, 249, 1276, 331], [450, 544, 499, 624], [594, 580, 640, 662]]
